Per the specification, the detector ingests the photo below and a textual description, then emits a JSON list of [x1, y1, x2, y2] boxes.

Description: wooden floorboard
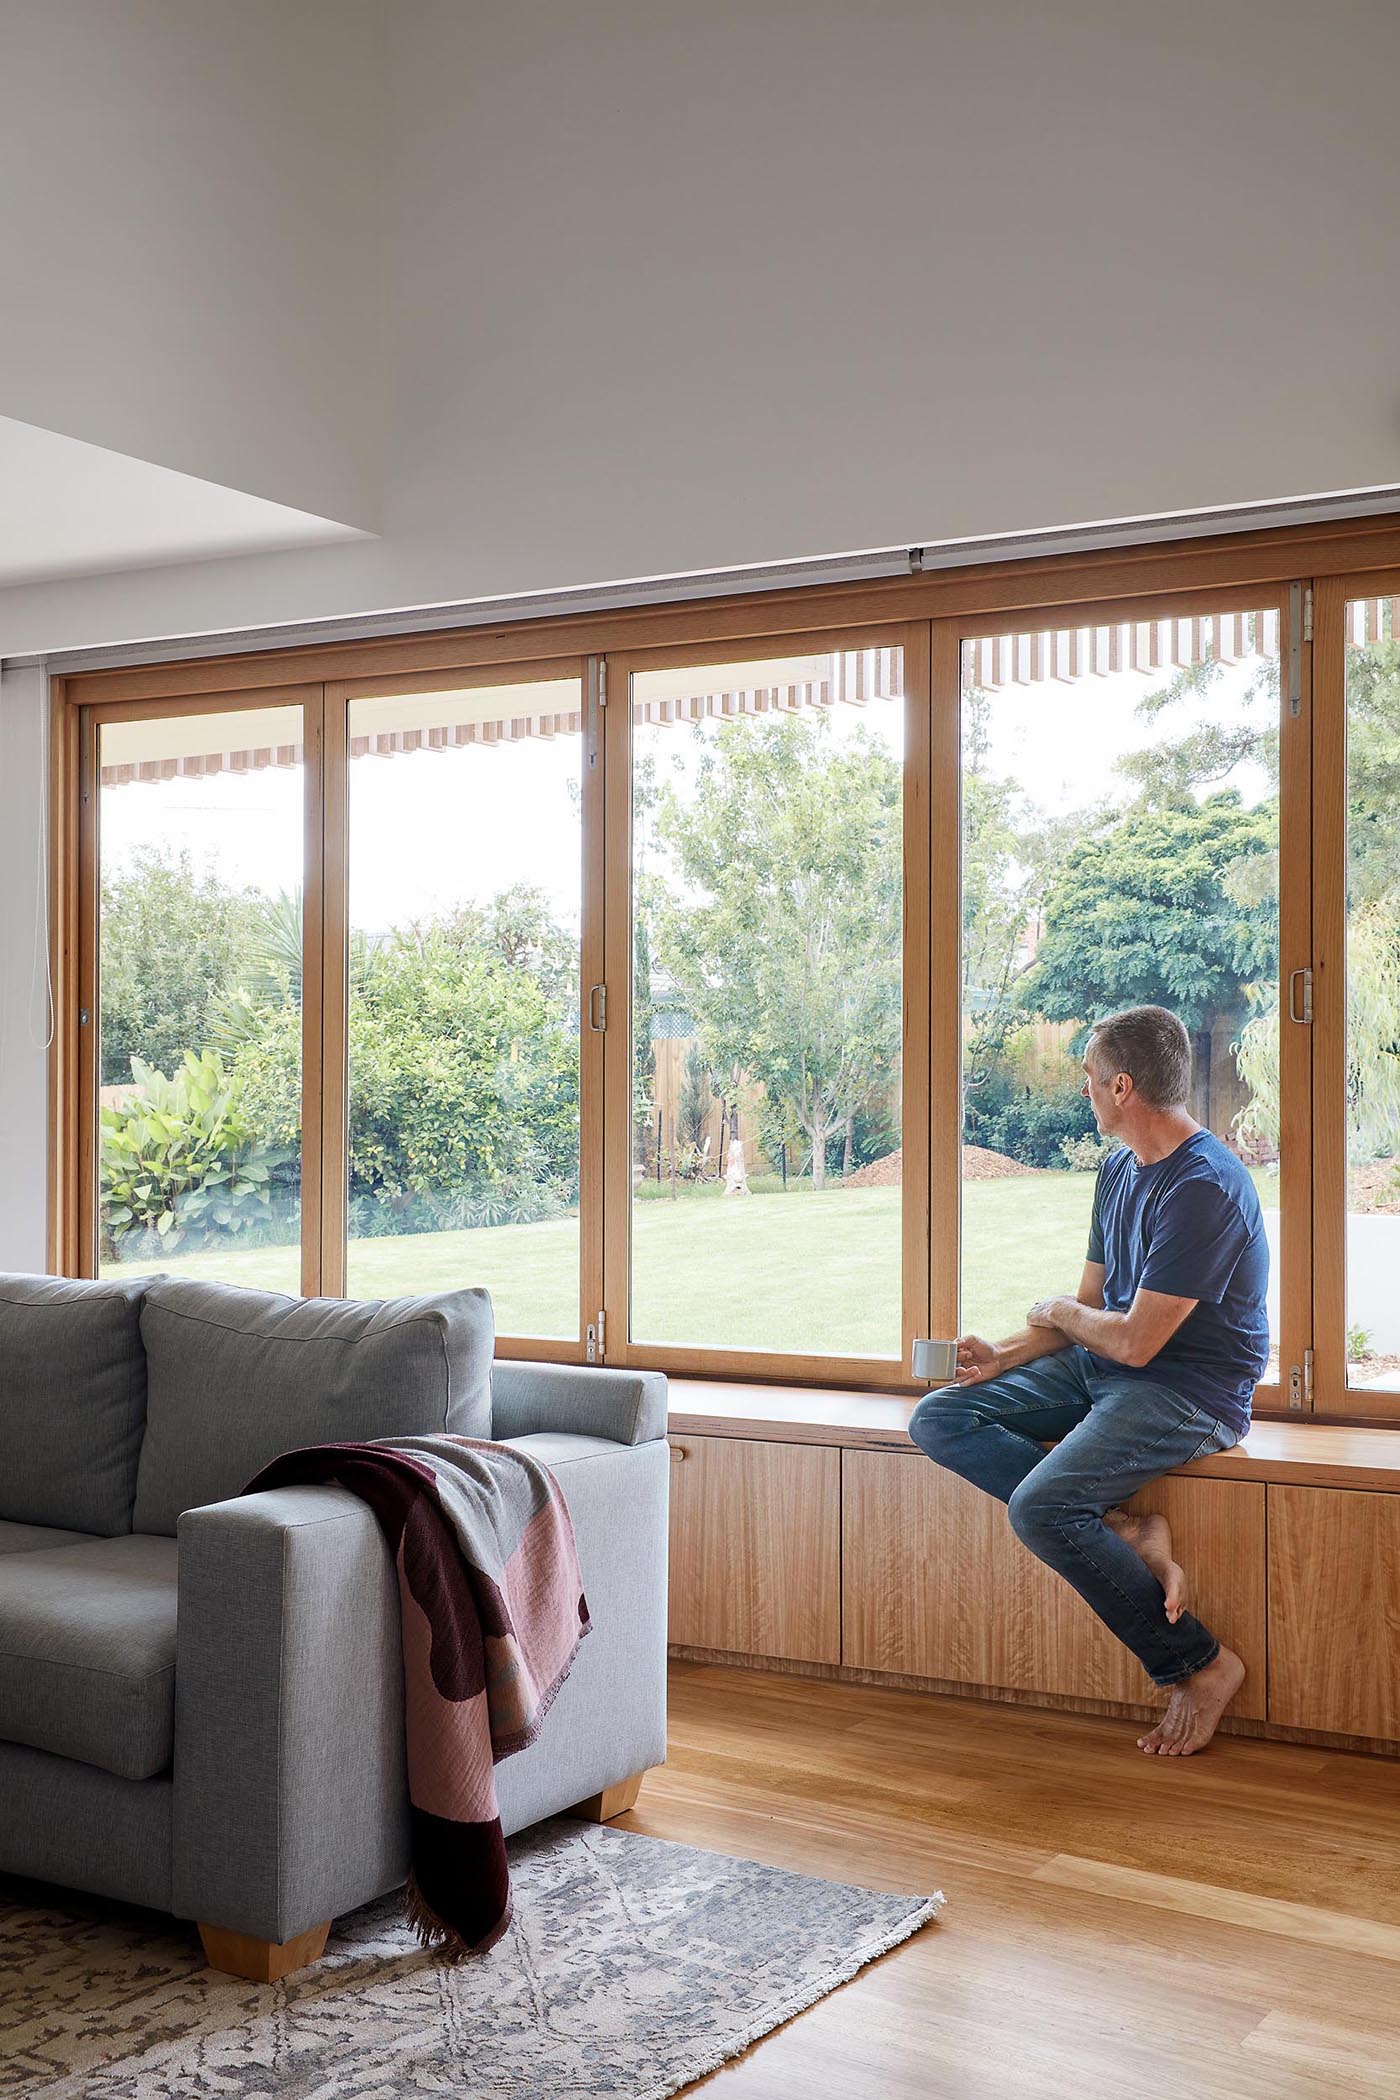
[[616, 1661, 1400, 2099]]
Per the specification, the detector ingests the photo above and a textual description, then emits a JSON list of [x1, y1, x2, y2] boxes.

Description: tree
[[1238, 898, 1400, 1161], [961, 688, 1033, 1051], [1020, 793, 1279, 1044], [960, 687, 1086, 1086], [1111, 635, 1400, 1152], [1345, 638, 1400, 909], [99, 848, 264, 1084], [1114, 649, 1279, 809], [650, 715, 901, 1189], [631, 752, 660, 1160]]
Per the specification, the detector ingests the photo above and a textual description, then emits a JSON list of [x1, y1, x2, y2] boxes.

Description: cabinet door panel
[[667, 1435, 840, 1663], [843, 1451, 1265, 1717], [1269, 1485, 1400, 1738]]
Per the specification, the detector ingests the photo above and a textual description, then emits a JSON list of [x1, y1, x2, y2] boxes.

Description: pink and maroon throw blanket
[[243, 1433, 590, 1959]]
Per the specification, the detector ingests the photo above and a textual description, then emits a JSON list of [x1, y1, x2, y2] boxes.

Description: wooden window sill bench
[[664, 1378, 1400, 1755], [668, 1376, 1400, 1490]]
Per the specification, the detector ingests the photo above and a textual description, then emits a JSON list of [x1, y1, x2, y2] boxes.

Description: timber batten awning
[[95, 651, 909, 785], [964, 608, 1286, 690]]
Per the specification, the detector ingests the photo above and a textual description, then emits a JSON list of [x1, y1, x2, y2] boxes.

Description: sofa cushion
[[0, 1520, 97, 1554], [0, 1272, 159, 1536], [0, 1535, 177, 1779], [133, 1279, 495, 1535]]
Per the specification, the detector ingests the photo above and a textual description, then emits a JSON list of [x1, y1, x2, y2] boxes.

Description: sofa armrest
[[490, 1360, 668, 1446], [173, 1485, 408, 1943]]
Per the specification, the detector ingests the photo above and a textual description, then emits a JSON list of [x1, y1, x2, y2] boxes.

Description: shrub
[[99, 1051, 294, 1256], [967, 1083, 1097, 1169], [348, 1175, 572, 1239], [1060, 1133, 1120, 1173], [231, 917, 581, 1220], [849, 1099, 902, 1170]]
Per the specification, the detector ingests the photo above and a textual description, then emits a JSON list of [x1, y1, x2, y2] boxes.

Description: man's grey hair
[[1086, 1006, 1191, 1110]]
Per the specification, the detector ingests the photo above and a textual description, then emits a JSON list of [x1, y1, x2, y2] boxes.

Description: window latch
[[1288, 1350, 1314, 1410]]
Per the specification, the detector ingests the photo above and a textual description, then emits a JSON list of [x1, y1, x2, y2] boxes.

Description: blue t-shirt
[[1086, 1129, 1269, 1435]]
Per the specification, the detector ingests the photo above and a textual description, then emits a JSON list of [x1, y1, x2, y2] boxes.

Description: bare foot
[[1137, 1647, 1246, 1757], [1107, 1509, 1188, 1623]]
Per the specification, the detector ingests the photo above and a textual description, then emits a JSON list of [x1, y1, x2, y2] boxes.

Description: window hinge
[[1288, 966, 1313, 1025], [1288, 581, 1305, 715], [1288, 1349, 1314, 1411], [79, 1007, 90, 1027], [588, 983, 607, 1032], [586, 658, 605, 768], [1303, 586, 1314, 644], [586, 1309, 606, 1363]]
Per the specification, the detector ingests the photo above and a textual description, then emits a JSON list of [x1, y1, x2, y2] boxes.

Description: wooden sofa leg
[[198, 1920, 331, 1982], [569, 1769, 648, 1822]]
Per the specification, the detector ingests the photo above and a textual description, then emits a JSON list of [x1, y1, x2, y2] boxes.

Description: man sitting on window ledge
[[910, 1004, 1269, 1758]]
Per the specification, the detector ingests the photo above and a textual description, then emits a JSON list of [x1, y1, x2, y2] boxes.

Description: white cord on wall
[[0, 683, 8, 1073], [29, 674, 55, 1052]]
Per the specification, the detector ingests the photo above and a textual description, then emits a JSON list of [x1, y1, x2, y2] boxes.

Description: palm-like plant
[[206, 890, 383, 1053]]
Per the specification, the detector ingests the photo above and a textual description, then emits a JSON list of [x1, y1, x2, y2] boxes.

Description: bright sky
[[100, 735, 586, 935], [973, 653, 1274, 816]]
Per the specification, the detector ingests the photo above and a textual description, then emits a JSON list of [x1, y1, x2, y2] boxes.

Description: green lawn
[[112, 1167, 1280, 1356]]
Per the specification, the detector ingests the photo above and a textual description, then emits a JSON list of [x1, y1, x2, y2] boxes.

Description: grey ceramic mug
[[912, 1337, 959, 1383]]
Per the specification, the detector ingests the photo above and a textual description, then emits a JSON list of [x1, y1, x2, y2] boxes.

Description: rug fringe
[[630, 1889, 947, 2100]]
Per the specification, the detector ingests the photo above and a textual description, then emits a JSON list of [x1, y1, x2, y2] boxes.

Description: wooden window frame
[[599, 623, 931, 1390], [321, 656, 599, 1362], [64, 684, 325, 1293], [934, 582, 1311, 1418], [1311, 570, 1400, 1421], [46, 508, 1400, 1414]]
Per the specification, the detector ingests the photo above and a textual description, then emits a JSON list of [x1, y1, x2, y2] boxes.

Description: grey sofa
[[0, 1272, 669, 1979]]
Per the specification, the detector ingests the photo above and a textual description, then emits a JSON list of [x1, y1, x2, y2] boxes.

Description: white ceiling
[[0, 416, 366, 589], [3, 1, 1400, 658]]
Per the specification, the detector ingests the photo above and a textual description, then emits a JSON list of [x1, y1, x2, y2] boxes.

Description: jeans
[[907, 1346, 1240, 1687]]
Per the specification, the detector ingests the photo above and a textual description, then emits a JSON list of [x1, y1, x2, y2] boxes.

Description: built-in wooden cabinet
[[842, 1451, 1267, 1717], [666, 1425, 1400, 1752], [666, 1433, 841, 1664]]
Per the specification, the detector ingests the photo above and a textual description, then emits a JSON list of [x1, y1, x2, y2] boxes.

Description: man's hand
[[1028, 1282, 1199, 1368], [954, 1334, 1003, 1386], [1027, 1296, 1073, 1331]]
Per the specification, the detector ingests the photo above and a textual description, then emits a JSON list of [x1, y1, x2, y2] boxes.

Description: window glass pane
[[1344, 597, 1400, 1393], [97, 705, 305, 1290], [629, 646, 905, 1358], [345, 679, 582, 1337], [958, 615, 1282, 1382]]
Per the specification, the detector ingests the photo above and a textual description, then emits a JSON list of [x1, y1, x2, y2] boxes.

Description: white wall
[[0, 0, 385, 532], [2, 0, 1399, 657], [4, 0, 1400, 1264], [0, 668, 51, 1272]]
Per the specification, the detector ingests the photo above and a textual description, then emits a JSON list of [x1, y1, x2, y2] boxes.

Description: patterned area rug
[[1, 1818, 943, 2098]]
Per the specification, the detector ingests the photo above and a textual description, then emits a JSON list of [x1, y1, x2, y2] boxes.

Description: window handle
[[1288, 967, 1313, 1025]]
